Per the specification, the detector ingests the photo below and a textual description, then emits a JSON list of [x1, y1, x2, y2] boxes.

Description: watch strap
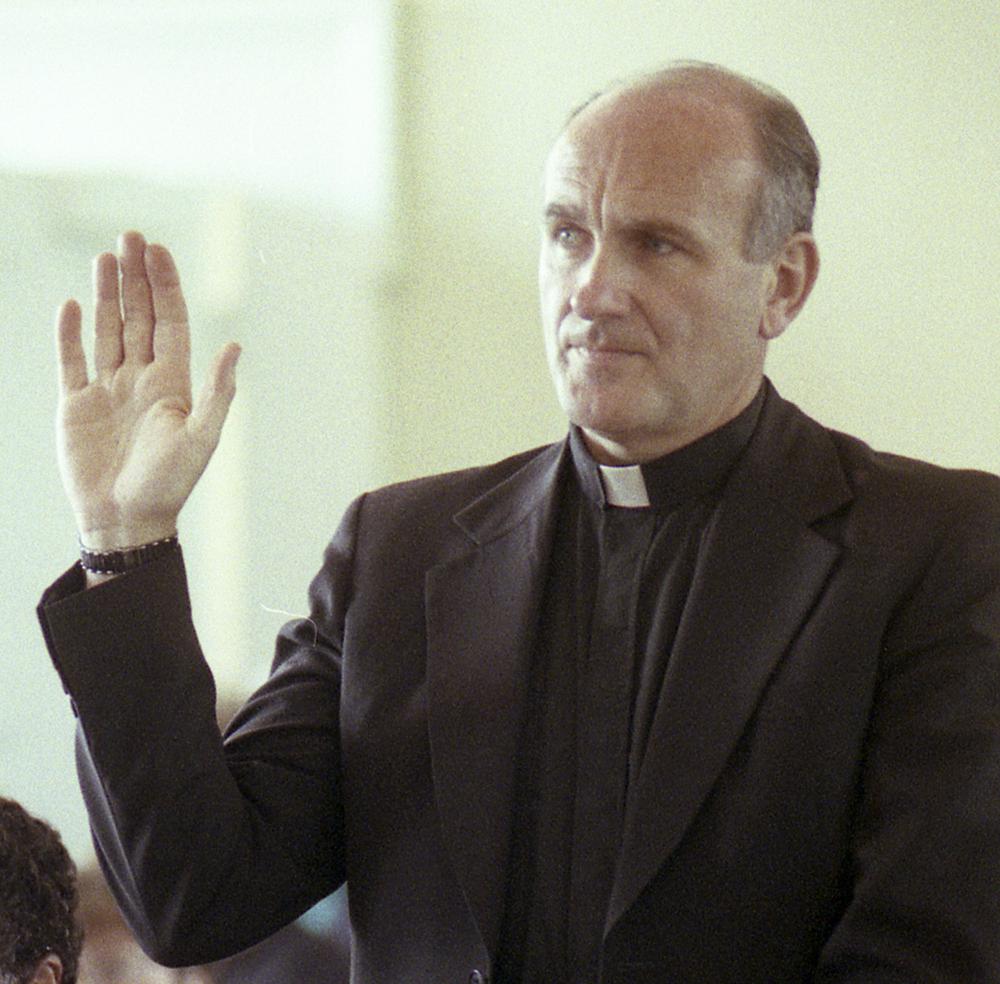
[[79, 535, 180, 575]]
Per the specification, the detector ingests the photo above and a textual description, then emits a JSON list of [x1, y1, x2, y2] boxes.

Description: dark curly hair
[[0, 798, 82, 984]]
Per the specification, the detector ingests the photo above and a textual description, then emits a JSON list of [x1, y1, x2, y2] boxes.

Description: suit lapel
[[425, 441, 567, 953], [607, 391, 854, 932]]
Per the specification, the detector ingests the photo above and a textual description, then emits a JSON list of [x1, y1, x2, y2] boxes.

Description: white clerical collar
[[597, 463, 651, 508]]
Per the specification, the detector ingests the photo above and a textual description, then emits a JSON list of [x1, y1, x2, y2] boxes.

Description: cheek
[[539, 297, 564, 376], [716, 269, 770, 331], [539, 246, 574, 302], [539, 280, 570, 343], [541, 320, 559, 370], [537, 246, 557, 292], [662, 277, 765, 350]]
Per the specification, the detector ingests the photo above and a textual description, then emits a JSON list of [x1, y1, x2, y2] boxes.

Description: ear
[[758, 232, 820, 340], [30, 954, 63, 984]]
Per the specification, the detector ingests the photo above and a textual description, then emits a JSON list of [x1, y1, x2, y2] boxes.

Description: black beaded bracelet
[[79, 535, 181, 575]]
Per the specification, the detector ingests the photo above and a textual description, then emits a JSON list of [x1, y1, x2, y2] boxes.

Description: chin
[[569, 408, 649, 450], [565, 387, 663, 435]]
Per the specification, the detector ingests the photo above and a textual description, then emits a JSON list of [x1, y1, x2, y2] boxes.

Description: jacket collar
[[426, 438, 569, 952], [606, 382, 853, 931]]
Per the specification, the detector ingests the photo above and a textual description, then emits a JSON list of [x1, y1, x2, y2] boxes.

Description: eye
[[642, 233, 676, 256], [553, 224, 583, 248]]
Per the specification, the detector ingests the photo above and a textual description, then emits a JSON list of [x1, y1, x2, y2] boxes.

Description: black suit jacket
[[39, 385, 1000, 982]]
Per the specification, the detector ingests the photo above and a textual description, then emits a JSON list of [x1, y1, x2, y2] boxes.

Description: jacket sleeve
[[36, 496, 366, 966], [815, 472, 1000, 982]]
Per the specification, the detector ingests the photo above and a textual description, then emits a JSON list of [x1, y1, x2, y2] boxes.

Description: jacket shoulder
[[823, 424, 1000, 513], [334, 441, 563, 562], [759, 388, 999, 552]]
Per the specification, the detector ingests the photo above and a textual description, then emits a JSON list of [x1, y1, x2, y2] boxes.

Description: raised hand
[[56, 231, 241, 552]]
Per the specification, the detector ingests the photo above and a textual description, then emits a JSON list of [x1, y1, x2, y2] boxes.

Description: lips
[[571, 341, 639, 355], [564, 345, 645, 379], [565, 333, 646, 360]]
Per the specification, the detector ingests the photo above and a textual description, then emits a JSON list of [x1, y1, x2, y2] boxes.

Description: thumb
[[189, 341, 241, 447]]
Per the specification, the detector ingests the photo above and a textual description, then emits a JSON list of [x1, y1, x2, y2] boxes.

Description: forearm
[[40, 231, 334, 962], [38, 553, 345, 964]]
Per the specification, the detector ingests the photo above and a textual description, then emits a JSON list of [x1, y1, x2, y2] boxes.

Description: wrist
[[78, 534, 181, 576], [76, 519, 179, 553]]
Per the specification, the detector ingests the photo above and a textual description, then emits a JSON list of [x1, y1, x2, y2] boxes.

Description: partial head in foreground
[[540, 61, 820, 463], [0, 798, 82, 984]]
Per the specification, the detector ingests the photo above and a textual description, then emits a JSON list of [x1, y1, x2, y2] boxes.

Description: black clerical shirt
[[495, 389, 764, 983]]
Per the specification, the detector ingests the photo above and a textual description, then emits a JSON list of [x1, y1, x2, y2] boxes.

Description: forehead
[[544, 85, 761, 234]]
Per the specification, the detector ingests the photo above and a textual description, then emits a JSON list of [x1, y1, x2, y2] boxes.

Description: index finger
[[144, 243, 191, 365]]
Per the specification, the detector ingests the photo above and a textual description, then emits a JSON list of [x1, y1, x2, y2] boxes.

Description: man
[[38, 62, 1000, 982], [0, 798, 82, 984]]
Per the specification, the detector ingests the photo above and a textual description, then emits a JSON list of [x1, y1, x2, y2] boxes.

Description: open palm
[[56, 231, 240, 551]]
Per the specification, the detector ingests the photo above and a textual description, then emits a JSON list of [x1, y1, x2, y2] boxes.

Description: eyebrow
[[543, 202, 585, 225]]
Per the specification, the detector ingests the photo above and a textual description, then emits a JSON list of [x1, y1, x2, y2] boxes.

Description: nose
[[570, 245, 630, 321]]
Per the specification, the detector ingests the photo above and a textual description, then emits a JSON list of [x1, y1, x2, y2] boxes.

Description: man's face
[[539, 84, 781, 463]]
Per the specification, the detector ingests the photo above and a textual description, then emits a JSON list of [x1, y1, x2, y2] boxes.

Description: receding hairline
[[565, 61, 793, 134]]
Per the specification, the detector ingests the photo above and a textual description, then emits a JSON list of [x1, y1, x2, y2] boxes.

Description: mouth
[[566, 343, 643, 361]]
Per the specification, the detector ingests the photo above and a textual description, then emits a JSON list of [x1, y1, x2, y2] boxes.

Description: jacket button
[[469, 971, 487, 984]]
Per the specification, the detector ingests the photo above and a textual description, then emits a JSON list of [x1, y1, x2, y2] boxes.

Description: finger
[[56, 299, 89, 393], [93, 251, 124, 376], [189, 342, 241, 447], [118, 230, 154, 364], [144, 243, 191, 366]]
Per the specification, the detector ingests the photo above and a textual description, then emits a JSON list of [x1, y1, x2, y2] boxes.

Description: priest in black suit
[[39, 62, 1000, 983]]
